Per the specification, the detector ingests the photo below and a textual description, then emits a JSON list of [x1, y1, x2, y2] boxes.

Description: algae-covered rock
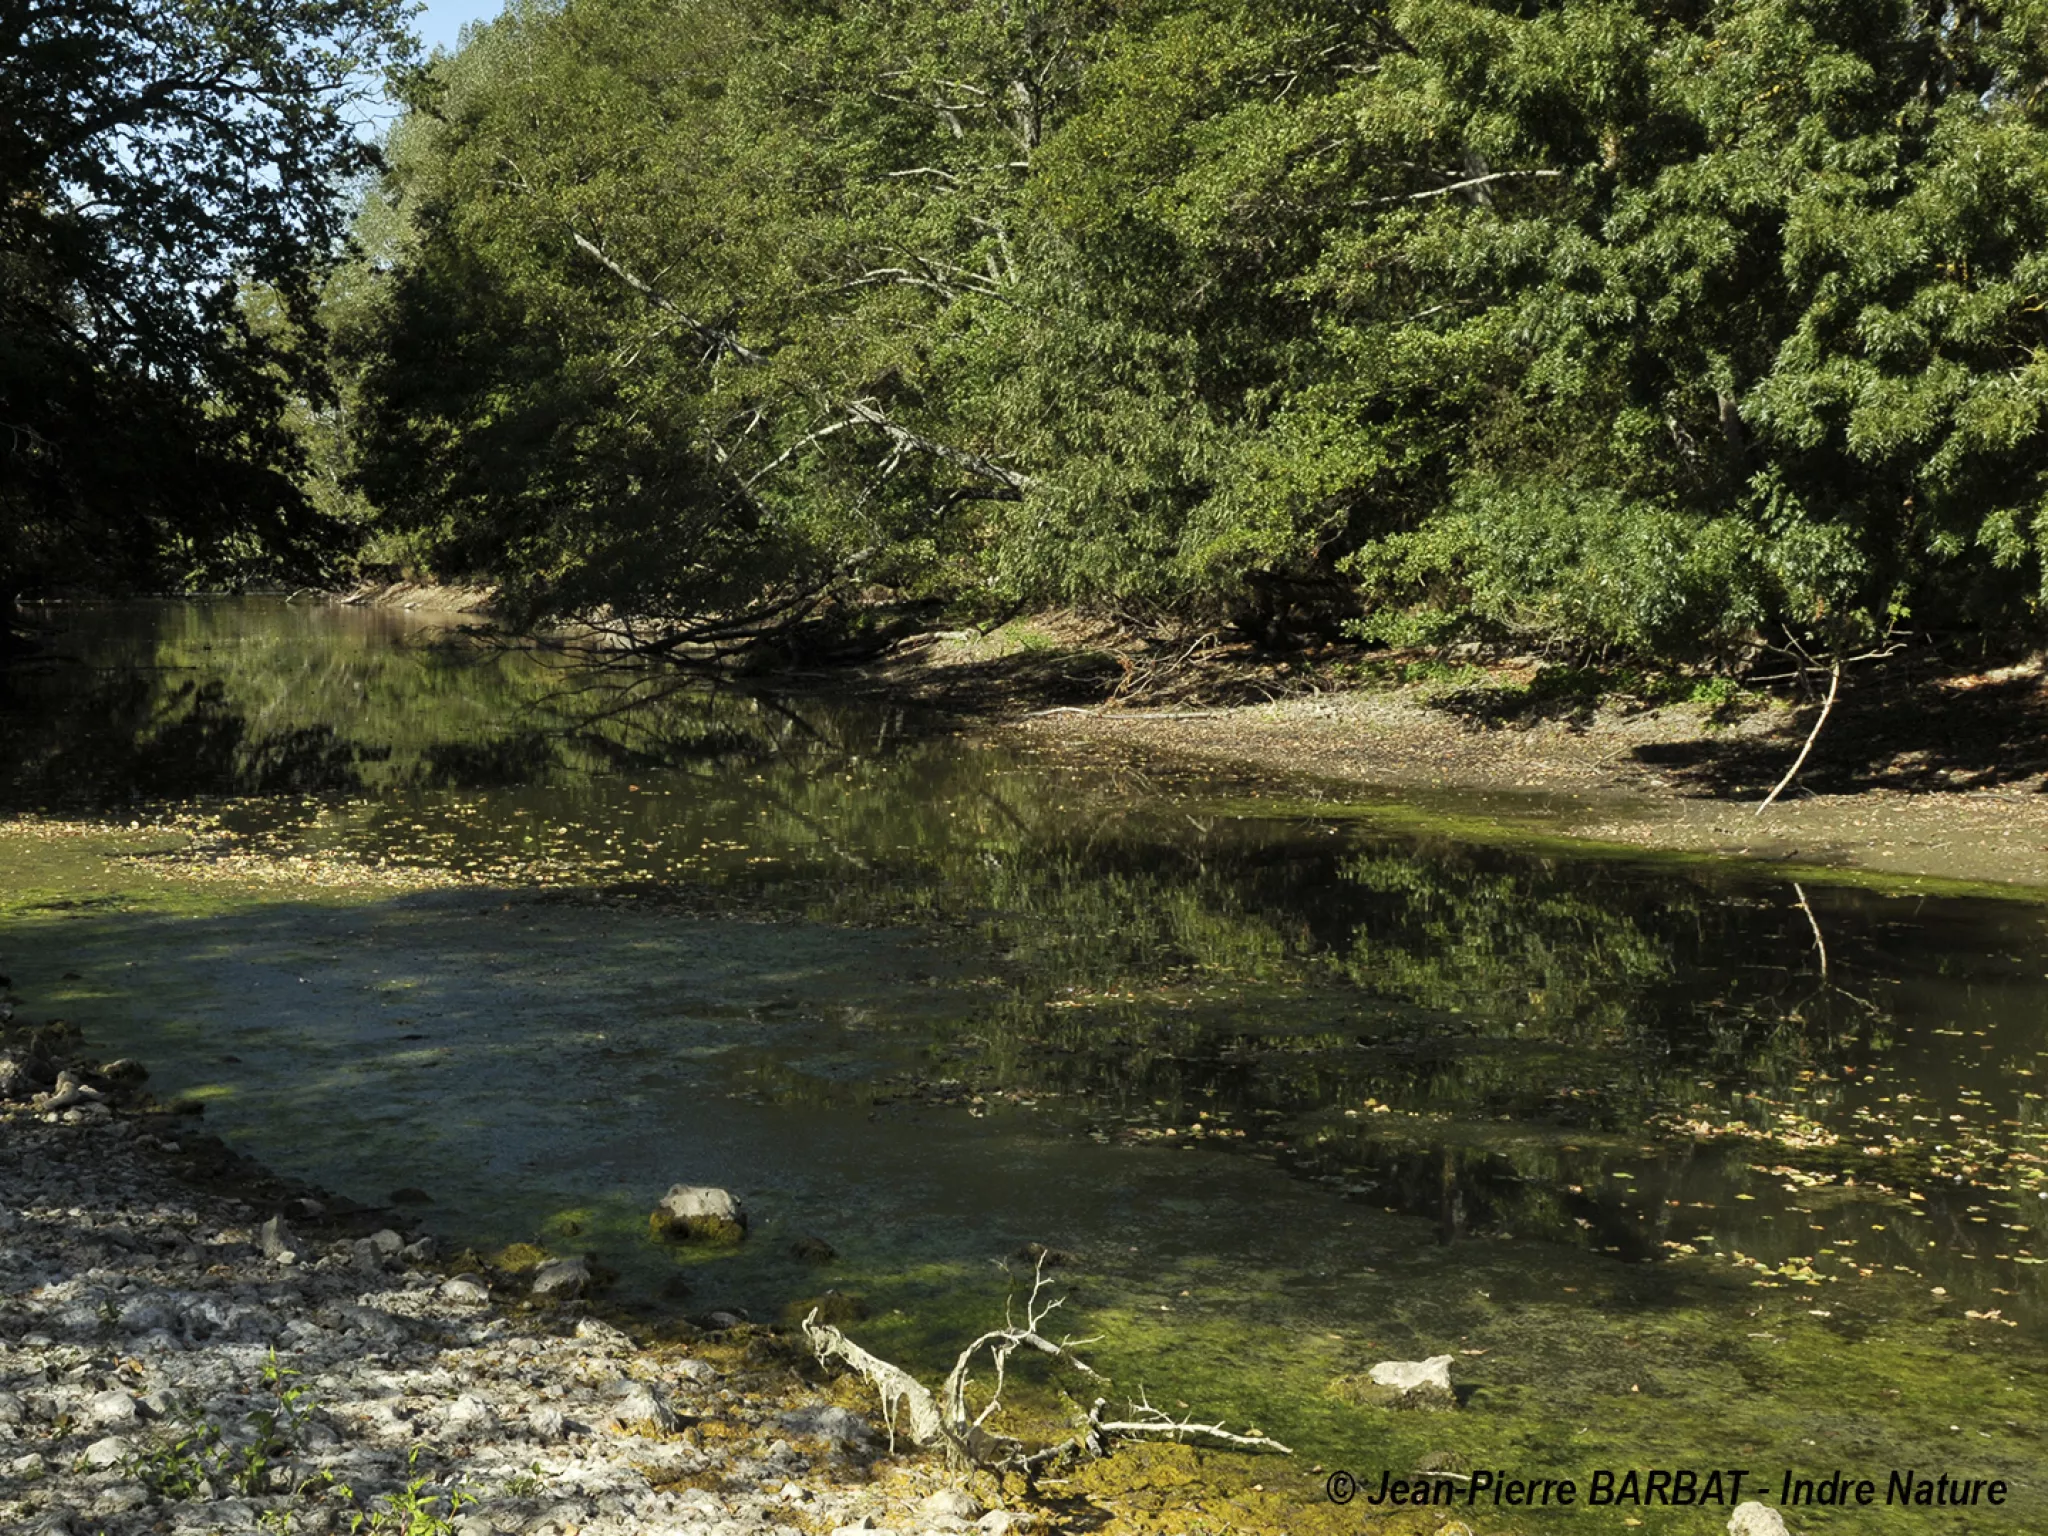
[[650, 1183, 747, 1244], [782, 1289, 868, 1327]]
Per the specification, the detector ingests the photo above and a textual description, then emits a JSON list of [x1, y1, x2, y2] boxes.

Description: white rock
[[1368, 1355, 1454, 1393], [651, 1183, 746, 1239], [829, 1520, 875, 1535], [81, 1434, 128, 1468], [0, 1390, 22, 1423], [442, 1392, 498, 1435], [528, 1405, 567, 1440], [921, 1487, 984, 1522], [979, 1514, 1033, 1535], [1729, 1504, 1792, 1536], [439, 1276, 490, 1305], [609, 1380, 677, 1432], [777, 1405, 872, 1446], [84, 1389, 137, 1428], [531, 1257, 590, 1299]]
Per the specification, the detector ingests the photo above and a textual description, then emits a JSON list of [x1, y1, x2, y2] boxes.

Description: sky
[[413, 0, 506, 57]]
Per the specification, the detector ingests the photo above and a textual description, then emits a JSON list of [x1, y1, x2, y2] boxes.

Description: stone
[[38, 1069, 103, 1112], [0, 1390, 22, 1424], [789, 1235, 837, 1264], [673, 1358, 717, 1385], [777, 1405, 872, 1447], [368, 1228, 406, 1255], [528, 1405, 567, 1440], [609, 1380, 678, 1432], [400, 1236, 437, 1264], [531, 1256, 590, 1299], [101, 1059, 149, 1087], [1729, 1505, 1792, 1536], [650, 1184, 747, 1244], [978, 1514, 1033, 1535], [440, 1275, 490, 1305], [829, 1520, 875, 1535], [921, 1487, 984, 1521], [81, 1435, 128, 1468], [444, 1393, 498, 1436], [0, 1056, 33, 1099], [84, 1389, 138, 1428], [1368, 1355, 1455, 1394], [258, 1214, 302, 1264]]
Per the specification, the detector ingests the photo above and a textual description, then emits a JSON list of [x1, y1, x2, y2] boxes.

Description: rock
[[84, 1389, 138, 1428], [1729, 1504, 1792, 1536], [608, 1380, 678, 1432], [528, 1405, 567, 1441], [702, 1308, 749, 1329], [92, 1480, 148, 1514], [979, 1514, 1033, 1535], [0, 1390, 22, 1424], [673, 1358, 717, 1385], [531, 1256, 590, 1299], [38, 1068, 103, 1111], [81, 1435, 128, 1468], [574, 1317, 632, 1349], [921, 1487, 985, 1522], [444, 1393, 498, 1436], [439, 1275, 490, 1305], [789, 1235, 837, 1264], [258, 1214, 302, 1264], [101, 1058, 148, 1088], [139, 1389, 180, 1420], [1369, 1355, 1455, 1394], [400, 1236, 436, 1264], [368, 1228, 406, 1255], [0, 1056, 33, 1099], [650, 1183, 747, 1243], [777, 1405, 872, 1447], [829, 1520, 875, 1535]]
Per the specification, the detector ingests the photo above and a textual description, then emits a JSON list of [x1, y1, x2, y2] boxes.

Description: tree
[[0, 0, 417, 604]]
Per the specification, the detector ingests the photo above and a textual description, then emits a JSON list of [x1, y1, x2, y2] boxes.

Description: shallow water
[[4, 600, 2046, 1528]]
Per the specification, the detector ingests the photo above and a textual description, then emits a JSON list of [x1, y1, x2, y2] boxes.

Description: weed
[[349, 1446, 475, 1535], [126, 1349, 317, 1501]]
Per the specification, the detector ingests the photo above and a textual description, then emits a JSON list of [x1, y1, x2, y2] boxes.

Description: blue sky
[[414, 0, 506, 57]]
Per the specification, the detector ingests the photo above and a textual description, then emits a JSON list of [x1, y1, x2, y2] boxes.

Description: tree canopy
[[25, 0, 2048, 665], [2, 0, 415, 597]]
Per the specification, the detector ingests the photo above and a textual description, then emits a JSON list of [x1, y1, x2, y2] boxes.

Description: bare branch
[[569, 232, 766, 365]]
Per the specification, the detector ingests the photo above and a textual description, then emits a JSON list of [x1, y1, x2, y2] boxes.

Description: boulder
[[650, 1184, 747, 1244], [439, 1276, 490, 1306]]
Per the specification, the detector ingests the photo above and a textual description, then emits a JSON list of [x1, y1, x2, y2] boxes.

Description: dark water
[[4, 600, 2046, 1528]]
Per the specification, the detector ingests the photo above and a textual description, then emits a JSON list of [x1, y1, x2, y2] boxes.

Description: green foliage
[[0, 0, 416, 596], [347, 1447, 475, 1536], [330, 0, 2048, 657], [127, 1351, 316, 1501]]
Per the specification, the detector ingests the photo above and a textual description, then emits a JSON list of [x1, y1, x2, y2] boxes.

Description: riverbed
[[4, 600, 2046, 1533]]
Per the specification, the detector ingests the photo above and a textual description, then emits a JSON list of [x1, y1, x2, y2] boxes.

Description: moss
[[490, 1241, 550, 1273]]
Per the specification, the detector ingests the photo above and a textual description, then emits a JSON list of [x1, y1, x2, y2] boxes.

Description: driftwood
[[802, 1256, 1292, 1471]]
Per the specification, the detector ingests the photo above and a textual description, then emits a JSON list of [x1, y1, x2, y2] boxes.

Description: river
[[3, 599, 2044, 1530]]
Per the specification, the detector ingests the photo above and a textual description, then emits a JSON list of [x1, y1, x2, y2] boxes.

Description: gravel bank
[[0, 1027, 1032, 1536]]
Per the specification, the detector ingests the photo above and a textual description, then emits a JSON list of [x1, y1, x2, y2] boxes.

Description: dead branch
[[569, 232, 766, 365], [802, 1255, 1291, 1471], [1755, 653, 1840, 814]]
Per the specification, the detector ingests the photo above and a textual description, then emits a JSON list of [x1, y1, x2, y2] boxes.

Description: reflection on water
[[5, 600, 2047, 1508]]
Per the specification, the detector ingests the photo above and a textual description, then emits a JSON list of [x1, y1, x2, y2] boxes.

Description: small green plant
[[127, 1349, 317, 1501], [504, 1462, 546, 1499], [349, 1447, 475, 1535]]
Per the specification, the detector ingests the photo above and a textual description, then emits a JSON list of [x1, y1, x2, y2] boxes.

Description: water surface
[[3, 600, 2044, 1529]]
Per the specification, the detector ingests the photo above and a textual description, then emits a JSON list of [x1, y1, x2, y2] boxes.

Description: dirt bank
[[879, 629, 2048, 896]]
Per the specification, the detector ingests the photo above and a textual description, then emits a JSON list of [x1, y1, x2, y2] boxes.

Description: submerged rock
[[650, 1183, 747, 1244]]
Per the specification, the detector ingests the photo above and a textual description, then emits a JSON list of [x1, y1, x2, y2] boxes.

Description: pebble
[[0, 1034, 1062, 1536]]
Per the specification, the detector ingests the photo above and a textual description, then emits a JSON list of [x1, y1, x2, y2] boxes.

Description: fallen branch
[[802, 1255, 1291, 1471], [1755, 654, 1840, 815]]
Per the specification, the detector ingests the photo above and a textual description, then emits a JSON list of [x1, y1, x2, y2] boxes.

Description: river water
[[4, 600, 2045, 1528]]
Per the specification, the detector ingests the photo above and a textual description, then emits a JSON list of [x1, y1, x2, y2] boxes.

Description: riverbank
[[851, 621, 2048, 895], [0, 1016, 1386, 1536]]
